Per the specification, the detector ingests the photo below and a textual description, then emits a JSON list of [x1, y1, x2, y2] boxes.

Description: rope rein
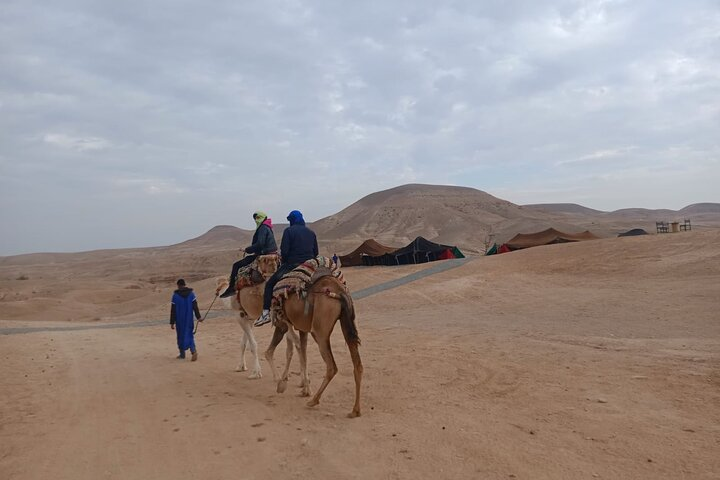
[[194, 293, 218, 334]]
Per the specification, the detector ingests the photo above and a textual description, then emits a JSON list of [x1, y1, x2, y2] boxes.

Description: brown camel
[[215, 254, 287, 378], [265, 267, 363, 418]]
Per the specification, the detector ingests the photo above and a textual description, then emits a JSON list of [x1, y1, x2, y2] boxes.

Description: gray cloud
[[1, 0, 718, 254]]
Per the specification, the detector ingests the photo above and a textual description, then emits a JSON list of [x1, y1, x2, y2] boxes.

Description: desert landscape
[[1, 185, 719, 479]]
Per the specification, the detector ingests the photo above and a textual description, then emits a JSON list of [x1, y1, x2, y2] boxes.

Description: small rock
[[300, 438, 308, 446], [597, 398, 608, 403], [257, 437, 266, 442]]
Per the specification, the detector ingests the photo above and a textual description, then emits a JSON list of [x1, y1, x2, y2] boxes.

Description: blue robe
[[172, 290, 197, 352]]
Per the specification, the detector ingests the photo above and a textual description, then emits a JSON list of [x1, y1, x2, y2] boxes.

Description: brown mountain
[[172, 185, 719, 257], [174, 225, 253, 249], [311, 184, 588, 255]]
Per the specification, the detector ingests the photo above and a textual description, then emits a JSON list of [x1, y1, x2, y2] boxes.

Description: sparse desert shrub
[[16, 274, 29, 280]]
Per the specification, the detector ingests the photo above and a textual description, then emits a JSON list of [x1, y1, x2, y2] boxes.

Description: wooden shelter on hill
[[340, 236, 464, 266], [338, 239, 398, 266], [504, 228, 599, 251]]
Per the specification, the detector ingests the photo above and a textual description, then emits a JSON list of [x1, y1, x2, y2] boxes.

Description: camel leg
[[346, 341, 363, 418], [264, 326, 287, 383], [298, 331, 311, 396], [238, 318, 261, 378], [235, 318, 248, 372], [278, 327, 300, 394], [307, 334, 337, 408]]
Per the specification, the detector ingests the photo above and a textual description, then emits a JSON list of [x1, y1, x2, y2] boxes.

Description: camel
[[264, 263, 363, 418], [215, 254, 287, 379]]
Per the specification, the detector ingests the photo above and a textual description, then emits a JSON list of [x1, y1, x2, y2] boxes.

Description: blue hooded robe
[[171, 287, 200, 352]]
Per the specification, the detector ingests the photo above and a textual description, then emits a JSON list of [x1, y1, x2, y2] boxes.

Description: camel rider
[[254, 210, 318, 327], [219, 211, 278, 298]]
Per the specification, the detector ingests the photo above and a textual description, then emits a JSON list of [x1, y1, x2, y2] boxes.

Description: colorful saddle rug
[[272, 256, 347, 307], [234, 261, 265, 293]]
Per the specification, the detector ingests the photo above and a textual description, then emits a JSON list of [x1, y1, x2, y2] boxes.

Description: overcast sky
[[1, 0, 718, 255]]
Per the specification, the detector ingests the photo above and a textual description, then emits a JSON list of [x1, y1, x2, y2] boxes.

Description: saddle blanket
[[272, 256, 346, 306], [235, 261, 265, 292]]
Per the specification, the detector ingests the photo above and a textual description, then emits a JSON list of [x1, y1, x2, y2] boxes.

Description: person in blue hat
[[254, 210, 318, 326]]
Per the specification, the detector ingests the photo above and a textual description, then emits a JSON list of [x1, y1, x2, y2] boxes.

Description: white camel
[[215, 254, 291, 379]]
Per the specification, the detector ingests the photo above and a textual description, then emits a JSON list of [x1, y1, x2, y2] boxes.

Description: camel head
[[257, 254, 279, 278]]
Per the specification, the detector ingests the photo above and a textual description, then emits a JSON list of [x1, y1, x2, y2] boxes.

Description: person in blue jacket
[[219, 210, 277, 298], [254, 210, 318, 327], [170, 279, 202, 360]]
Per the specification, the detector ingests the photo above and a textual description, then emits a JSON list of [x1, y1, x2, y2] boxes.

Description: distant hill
[[679, 203, 720, 214], [173, 225, 253, 249], [167, 192, 720, 256], [523, 203, 607, 216], [310, 184, 593, 254]]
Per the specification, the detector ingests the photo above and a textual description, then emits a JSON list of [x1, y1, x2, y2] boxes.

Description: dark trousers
[[230, 255, 257, 283], [263, 263, 296, 310]]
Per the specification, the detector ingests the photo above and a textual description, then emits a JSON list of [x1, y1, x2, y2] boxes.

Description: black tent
[[618, 228, 649, 237], [338, 239, 398, 266], [371, 236, 464, 265]]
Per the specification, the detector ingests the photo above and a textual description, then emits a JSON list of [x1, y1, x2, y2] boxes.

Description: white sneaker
[[254, 310, 271, 327]]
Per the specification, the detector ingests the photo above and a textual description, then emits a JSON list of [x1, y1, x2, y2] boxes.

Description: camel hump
[[310, 266, 333, 283]]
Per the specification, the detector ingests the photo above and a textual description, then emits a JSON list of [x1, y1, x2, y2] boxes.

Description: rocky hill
[[172, 185, 720, 257]]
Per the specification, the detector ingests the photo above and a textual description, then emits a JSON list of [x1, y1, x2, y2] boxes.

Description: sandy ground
[[1, 231, 719, 479]]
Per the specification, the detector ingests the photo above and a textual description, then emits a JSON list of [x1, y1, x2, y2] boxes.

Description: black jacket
[[280, 224, 318, 265], [245, 223, 278, 255]]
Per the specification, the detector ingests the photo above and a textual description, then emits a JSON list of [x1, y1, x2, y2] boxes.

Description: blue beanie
[[287, 210, 305, 226]]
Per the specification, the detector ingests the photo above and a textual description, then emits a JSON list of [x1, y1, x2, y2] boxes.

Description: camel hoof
[[248, 372, 262, 379], [347, 410, 361, 418], [306, 399, 319, 408], [298, 390, 311, 397], [235, 365, 247, 372], [277, 380, 288, 394]]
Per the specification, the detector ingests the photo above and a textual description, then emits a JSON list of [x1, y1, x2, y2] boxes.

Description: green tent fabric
[[485, 243, 498, 255]]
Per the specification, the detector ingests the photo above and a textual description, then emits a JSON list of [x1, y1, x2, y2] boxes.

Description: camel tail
[[338, 291, 360, 346]]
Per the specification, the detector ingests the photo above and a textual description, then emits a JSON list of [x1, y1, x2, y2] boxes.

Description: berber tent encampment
[[372, 236, 464, 265]]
